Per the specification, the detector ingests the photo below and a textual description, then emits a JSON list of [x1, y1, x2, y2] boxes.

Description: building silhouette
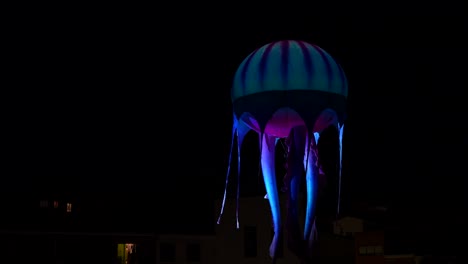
[[0, 192, 157, 263]]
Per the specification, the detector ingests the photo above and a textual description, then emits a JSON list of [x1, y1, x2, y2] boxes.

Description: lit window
[[374, 245, 383, 255], [66, 203, 72, 213], [126, 243, 135, 254], [359, 246, 382, 255], [40, 200, 48, 208], [53, 201, 59, 208], [359, 246, 367, 255]]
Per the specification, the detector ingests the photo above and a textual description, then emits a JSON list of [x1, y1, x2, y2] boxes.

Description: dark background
[[2, 5, 466, 250]]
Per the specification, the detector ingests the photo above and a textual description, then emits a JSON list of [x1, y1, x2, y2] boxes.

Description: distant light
[[66, 203, 72, 213], [53, 201, 59, 208]]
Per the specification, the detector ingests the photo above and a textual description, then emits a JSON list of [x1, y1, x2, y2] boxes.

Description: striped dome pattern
[[232, 40, 348, 101]]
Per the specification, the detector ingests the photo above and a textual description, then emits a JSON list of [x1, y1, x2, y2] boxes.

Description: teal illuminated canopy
[[232, 40, 348, 102]]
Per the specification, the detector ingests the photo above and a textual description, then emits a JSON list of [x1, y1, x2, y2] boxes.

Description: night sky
[[3, 8, 466, 247]]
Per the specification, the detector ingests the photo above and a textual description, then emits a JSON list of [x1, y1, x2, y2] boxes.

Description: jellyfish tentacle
[[285, 126, 307, 258], [261, 133, 282, 260], [304, 132, 319, 249], [337, 123, 344, 217], [264, 138, 283, 200], [304, 132, 320, 177], [235, 121, 250, 229], [303, 132, 310, 186], [217, 114, 238, 225], [313, 132, 320, 145]]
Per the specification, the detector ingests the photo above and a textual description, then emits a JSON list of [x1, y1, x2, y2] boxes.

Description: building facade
[[213, 195, 431, 264], [0, 194, 158, 263], [214, 195, 302, 264], [156, 234, 215, 264], [0, 230, 156, 264], [354, 231, 385, 264]]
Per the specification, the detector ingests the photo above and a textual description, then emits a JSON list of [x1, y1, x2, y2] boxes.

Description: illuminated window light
[[126, 243, 135, 253], [66, 203, 72, 213]]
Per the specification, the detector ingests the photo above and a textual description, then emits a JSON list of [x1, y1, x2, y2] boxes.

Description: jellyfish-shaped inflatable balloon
[[217, 40, 347, 263]]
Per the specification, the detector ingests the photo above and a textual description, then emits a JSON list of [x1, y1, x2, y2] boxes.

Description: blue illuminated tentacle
[[337, 123, 344, 217], [304, 133, 319, 245], [303, 131, 319, 183], [303, 133, 310, 185], [263, 138, 283, 200], [217, 114, 238, 225], [261, 133, 282, 260], [313, 132, 320, 146], [235, 122, 250, 229]]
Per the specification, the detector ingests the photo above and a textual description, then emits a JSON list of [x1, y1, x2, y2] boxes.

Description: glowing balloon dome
[[231, 40, 347, 138], [232, 40, 348, 100]]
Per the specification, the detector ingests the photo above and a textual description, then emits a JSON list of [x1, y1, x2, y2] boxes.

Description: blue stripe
[[297, 41, 313, 89], [240, 50, 257, 97], [312, 45, 333, 93], [280, 41, 290, 88], [258, 43, 275, 92]]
